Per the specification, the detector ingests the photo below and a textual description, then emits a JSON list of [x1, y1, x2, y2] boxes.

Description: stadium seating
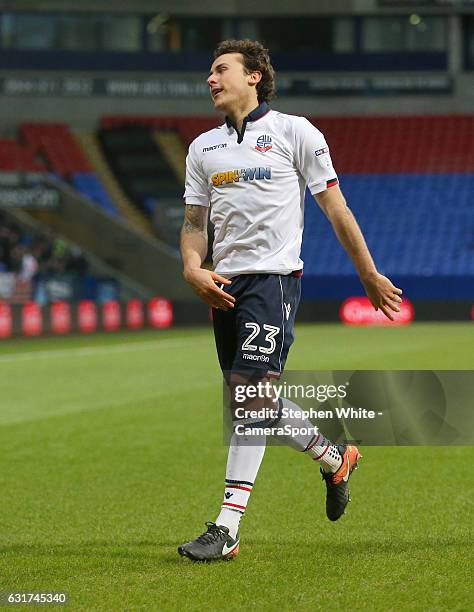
[[298, 116, 474, 282], [0, 139, 44, 172], [14, 123, 125, 221], [99, 115, 471, 280], [99, 115, 220, 147], [99, 114, 474, 174], [302, 173, 474, 277], [313, 115, 474, 173], [1, 116, 472, 285], [20, 123, 92, 178], [70, 172, 119, 217]]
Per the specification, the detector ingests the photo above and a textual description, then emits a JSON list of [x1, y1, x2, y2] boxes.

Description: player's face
[[207, 53, 256, 112]]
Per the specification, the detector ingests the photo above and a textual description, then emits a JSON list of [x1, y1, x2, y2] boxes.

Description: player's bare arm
[[180, 204, 235, 310], [315, 185, 402, 321]]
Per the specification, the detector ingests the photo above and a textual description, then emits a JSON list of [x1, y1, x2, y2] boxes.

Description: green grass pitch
[[0, 323, 473, 611]]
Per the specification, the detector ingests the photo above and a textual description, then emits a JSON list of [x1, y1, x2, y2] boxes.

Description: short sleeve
[[293, 117, 338, 195], [183, 139, 210, 206]]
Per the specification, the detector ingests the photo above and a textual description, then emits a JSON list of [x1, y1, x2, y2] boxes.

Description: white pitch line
[[0, 337, 209, 363]]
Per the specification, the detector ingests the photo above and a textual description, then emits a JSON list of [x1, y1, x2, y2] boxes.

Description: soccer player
[[178, 39, 402, 561]]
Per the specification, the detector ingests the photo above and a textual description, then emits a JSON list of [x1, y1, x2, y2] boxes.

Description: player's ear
[[248, 71, 262, 86]]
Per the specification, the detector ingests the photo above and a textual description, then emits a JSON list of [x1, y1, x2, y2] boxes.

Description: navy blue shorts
[[212, 272, 301, 378]]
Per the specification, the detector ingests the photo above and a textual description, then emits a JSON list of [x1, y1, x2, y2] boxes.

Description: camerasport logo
[[255, 134, 272, 152], [340, 296, 414, 326]]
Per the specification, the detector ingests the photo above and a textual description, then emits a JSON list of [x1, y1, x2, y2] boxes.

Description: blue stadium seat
[[302, 173, 474, 277], [71, 172, 119, 218]]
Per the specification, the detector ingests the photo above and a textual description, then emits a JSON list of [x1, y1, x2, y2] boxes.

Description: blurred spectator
[[17, 245, 39, 282], [0, 212, 88, 287]]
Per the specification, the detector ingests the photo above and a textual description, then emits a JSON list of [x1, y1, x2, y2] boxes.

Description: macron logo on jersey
[[203, 143, 227, 152], [212, 167, 272, 187]]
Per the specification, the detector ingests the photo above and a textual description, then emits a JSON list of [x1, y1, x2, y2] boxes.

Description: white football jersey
[[184, 103, 338, 277]]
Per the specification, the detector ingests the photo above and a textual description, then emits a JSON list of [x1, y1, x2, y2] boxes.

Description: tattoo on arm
[[182, 204, 208, 236]]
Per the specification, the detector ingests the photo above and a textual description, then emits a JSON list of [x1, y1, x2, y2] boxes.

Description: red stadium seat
[[20, 122, 92, 178]]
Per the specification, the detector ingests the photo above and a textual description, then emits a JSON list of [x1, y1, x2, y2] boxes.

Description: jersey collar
[[225, 101, 270, 144]]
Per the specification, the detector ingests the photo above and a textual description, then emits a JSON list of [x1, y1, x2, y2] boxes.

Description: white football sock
[[215, 430, 266, 539], [274, 398, 343, 473]]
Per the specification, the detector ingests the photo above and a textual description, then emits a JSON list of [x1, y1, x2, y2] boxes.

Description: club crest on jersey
[[255, 134, 272, 152]]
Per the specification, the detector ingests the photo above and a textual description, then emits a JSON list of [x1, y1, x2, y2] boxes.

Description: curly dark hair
[[213, 39, 276, 104]]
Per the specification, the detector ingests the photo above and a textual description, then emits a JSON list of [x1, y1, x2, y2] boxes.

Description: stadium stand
[[97, 125, 182, 206], [0, 209, 90, 303], [152, 131, 186, 184], [95, 124, 184, 247], [301, 115, 474, 284], [97, 114, 473, 284], [0, 139, 44, 172], [1, 115, 472, 288], [99, 115, 219, 147], [75, 132, 153, 235], [12, 123, 130, 225], [313, 115, 474, 174], [20, 123, 92, 178], [70, 172, 119, 218], [302, 174, 474, 277]]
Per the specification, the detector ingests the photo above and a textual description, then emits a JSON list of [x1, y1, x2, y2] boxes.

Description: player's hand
[[184, 268, 235, 310], [361, 272, 403, 321]]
